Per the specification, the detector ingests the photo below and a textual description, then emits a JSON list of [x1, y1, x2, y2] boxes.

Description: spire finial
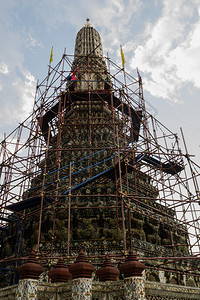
[[86, 18, 90, 27]]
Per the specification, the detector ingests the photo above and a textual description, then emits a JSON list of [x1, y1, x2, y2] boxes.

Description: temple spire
[[74, 19, 103, 58], [72, 19, 108, 91]]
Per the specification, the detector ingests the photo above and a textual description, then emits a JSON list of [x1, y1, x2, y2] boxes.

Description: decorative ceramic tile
[[72, 278, 92, 299], [0, 285, 17, 299], [92, 281, 124, 299], [16, 279, 38, 299], [145, 281, 200, 299], [124, 277, 145, 300], [38, 282, 72, 300], [158, 270, 166, 284], [3, 277, 200, 299]]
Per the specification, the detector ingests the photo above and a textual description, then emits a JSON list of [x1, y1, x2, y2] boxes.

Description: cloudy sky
[[0, 0, 200, 164]]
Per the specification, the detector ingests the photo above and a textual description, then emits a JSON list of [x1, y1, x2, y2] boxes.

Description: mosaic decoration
[[145, 281, 200, 299], [72, 278, 92, 300], [124, 277, 145, 300], [37, 282, 72, 300], [16, 279, 39, 299], [0, 284, 17, 299], [158, 270, 166, 284], [37, 283, 57, 300], [2, 279, 199, 299], [92, 280, 124, 299]]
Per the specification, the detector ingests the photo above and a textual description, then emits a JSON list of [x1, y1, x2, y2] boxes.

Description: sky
[[0, 0, 200, 165]]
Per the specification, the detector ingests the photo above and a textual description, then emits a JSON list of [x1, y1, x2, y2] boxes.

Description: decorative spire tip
[[86, 18, 90, 27]]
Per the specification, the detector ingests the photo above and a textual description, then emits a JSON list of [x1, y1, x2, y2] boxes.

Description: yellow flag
[[49, 47, 53, 64], [120, 45, 125, 68]]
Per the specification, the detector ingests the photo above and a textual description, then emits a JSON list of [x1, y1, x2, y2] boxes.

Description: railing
[[0, 284, 17, 300], [145, 281, 200, 300], [1, 280, 200, 299]]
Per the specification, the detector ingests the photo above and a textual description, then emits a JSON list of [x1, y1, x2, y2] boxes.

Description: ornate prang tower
[[73, 18, 107, 91], [0, 19, 200, 298]]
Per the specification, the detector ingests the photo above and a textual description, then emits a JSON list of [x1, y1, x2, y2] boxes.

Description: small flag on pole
[[49, 47, 53, 64], [120, 45, 125, 68]]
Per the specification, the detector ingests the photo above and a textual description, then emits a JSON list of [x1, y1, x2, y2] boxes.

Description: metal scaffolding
[[0, 52, 200, 285]]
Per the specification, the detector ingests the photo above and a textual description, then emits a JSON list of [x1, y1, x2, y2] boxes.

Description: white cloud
[[91, 0, 142, 51], [26, 33, 42, 49], [0, 67, 36, 128], [0, 2, 37, 129], [169, 21, 200, 89], [12, 70, 36, 119], [0, 63, 9, 74], [26, 0, 142, 51], [128, 0, 200, 102]]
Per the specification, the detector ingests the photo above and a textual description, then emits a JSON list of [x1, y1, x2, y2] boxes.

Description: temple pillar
[[16, 250, 44, 299], [120, 250, 146, 300], [16, 279, 39, 299], [69, 250, 94, 300], [72, 278, 92, 299], [124, 276, 145, 300]]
